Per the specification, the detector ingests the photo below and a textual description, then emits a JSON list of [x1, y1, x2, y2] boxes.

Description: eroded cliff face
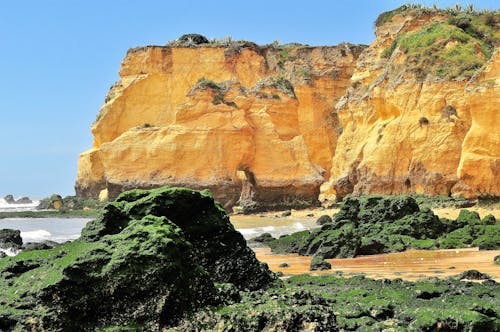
[[76, 43, 363, 210], [319, 11, 499, 202], [77, 9, 499, 209]]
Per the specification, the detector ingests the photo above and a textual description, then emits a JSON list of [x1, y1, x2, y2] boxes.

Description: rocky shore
[[0, 187, 499, 331]]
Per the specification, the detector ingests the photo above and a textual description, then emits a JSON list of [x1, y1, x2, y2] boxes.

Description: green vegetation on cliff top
[[378, 4, 498, 80]]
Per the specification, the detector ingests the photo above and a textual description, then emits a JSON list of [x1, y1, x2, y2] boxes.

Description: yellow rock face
[[319, 14, 499, 203], [77, 15, 499, 208], [76, 44, 362, 209]]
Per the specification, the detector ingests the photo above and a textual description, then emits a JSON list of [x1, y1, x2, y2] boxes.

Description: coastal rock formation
[[0, 229, 22, 250], [77, 7, 499, 209], [0, 187, 274, 331], [320, 9, 499, 202], [268, 195, 500, 258], [75, 41, 364, 209]]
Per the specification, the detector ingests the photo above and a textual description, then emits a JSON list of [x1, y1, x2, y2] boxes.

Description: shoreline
[[255, 247, 500, 282]]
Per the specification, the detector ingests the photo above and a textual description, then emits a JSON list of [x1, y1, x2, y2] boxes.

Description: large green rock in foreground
[[0, 187, 274, 331], [269, 195, 499, 258]]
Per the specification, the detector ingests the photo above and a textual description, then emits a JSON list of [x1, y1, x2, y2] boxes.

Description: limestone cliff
[[76, 42, 364, 210], [320, 7, 499, 202], [77, 7, 499, 209]]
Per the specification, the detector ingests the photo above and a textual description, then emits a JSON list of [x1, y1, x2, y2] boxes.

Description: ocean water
[[0, 218, 91, 256]]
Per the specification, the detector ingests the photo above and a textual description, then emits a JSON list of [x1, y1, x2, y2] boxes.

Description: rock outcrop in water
[[268, 195, 499, 258], [76, 7, 499, 209], [0, 187, 274, 331]]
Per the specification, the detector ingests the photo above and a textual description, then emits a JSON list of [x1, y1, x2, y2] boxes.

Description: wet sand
[[232, 205, 499, 282], [255, 247, 500, 281]]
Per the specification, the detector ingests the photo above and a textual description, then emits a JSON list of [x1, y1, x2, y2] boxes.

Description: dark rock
[[0, 187, 275, 330], [3, 195, 15, 204], [281, 210, 292, 217], [456, 269, 492, 280], [0, 251, 6, 259], [250, 232, 275, 243], [178, 33, 209, 45], [316, 214, 332, 225], [22, 241, 60, 251], [0, 229, 22, 250], [481, 214, 496, 225], [278, 262, 289, 268], [36, 194, 63, 210], [182, 288, 337, 331], [495, 255, 500, 265], [15, 197, 32, 204], [306, 213, 315, 217], [82, 187, 275, 291], [456, 209, 481, 227], [310, 255, 331, 271], [268, 195, 499, 258]]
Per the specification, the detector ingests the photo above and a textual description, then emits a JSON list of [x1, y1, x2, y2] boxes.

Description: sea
[[0, 197, 319, 256]]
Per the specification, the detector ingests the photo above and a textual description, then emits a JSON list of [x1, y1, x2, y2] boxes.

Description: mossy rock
[[316, 214, 332, 225], [0, 186, 275, 330], [82, 187, 275, 291], [265, 195, 499, 258], [0, 229, 22, 250], [310, 255, 332, 271], [456, 209, 482, 226]]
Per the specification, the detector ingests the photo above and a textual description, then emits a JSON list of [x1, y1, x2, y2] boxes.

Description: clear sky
[[0, 1, 497, 198]]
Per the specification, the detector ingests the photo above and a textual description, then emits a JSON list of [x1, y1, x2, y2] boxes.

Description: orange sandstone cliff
[[320, 9, 499, 202], [76, 42, 364, 210], [76, 8, 499, 209]]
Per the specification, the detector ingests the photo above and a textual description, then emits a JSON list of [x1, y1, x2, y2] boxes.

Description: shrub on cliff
[[377, 6, 497, 80], [0, 186, 275, 331]]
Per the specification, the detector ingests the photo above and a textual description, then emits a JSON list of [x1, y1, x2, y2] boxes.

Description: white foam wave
[[238, 228, 258, 236], [0, 248, 20, 256], [293, 222, 306, 230], [21, 230, 52, 243], [0, 198, 40, 212]]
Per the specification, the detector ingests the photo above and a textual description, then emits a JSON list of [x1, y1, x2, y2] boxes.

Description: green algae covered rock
[[309, 255, 332, 271], [268, 195, 500, 258], [0, 186, 275, 331]]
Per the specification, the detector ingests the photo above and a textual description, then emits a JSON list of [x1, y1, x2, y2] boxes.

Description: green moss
[[266, 196, 499, 258], [0, 186, 275, 330], [268, 230, 310, 254], [375, 5, 412, 27], [394, 22, 490, 80]]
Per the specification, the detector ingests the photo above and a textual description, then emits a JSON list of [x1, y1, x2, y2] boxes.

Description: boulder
[[0, 187, 275, 331], [456, 270, 492, 281], [22, 240, 60, 251], [268, 195, 499, 258], [316, 214, 332, 225], [250, 232, 276, 243], [0, 229, 22, 250], [3, 195, 15, 204], [309, 255, 331, 271], [177, 33, 209, 45], [15, 197, 32, 204]]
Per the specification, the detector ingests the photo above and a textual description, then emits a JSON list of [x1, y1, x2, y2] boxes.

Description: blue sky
[[0, 1, 497, 198]]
